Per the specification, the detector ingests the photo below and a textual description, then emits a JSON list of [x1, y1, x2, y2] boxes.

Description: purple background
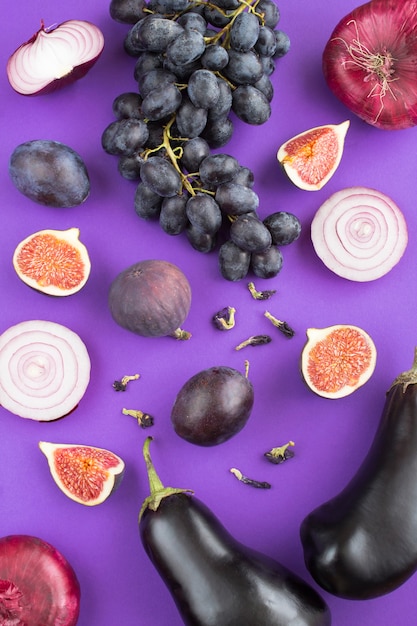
[[1, 1, 417, 624]]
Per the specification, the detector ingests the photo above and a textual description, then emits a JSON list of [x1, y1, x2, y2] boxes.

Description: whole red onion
[[323, 0, 417, 130]]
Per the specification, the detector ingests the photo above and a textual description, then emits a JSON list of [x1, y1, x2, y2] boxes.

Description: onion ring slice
[[0, 320, 91, 420], [311, 186, 408, 281]]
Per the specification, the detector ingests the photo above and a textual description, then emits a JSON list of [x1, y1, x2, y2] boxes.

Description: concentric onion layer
[[311, 187, 408, 281], [7, 20, 104, 95], [0, 320, 91, 420]]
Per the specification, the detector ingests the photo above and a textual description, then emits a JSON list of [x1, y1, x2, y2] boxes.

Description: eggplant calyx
[[390, 346, 417, 392], [139, 437, 193, 521]]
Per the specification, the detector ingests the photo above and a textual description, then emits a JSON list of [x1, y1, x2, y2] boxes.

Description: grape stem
[[140, 0, 266, 195]]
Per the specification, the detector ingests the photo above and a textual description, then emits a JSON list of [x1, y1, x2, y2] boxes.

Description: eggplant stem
[[139, 437, 193, 521], [390, 347, 417, 392]]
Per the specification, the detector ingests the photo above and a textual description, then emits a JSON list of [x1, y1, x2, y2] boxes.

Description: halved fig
[[13, 227, 91, 296], [39, 442, 125, 506], [300, 324, 377, 399], [277, 120, 350, 191]]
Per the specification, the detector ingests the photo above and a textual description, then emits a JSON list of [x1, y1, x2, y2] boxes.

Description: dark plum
[[9, 140, 90, 208], [171, 365, 254, 445]]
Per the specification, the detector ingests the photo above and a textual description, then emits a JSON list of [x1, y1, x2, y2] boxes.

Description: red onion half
[[7, 19, 104, 96], [311, 187, 408, 282], [0, 320, 91, 421], [323, 0, 417, 129], [0, 535, 80, 625]]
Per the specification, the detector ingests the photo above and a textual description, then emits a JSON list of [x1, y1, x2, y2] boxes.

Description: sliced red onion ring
[[311, 187, 408, 282], [0, 320, 91, 421], [7, 20, 104, 96]]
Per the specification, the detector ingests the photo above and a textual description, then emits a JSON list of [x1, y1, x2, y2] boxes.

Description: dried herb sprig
[[213, 306, 236, 330], [264, 311, 295, 338], [235, 334, 272, 351], [247, 281, 277, 301], [113, 374, 140, 391], [230, 468, 271, 489], [265, 440, 295, 464], [122, 408, 154, 428]]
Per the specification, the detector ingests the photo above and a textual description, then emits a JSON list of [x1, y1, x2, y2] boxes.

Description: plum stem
[[139, 437, 193, 521]]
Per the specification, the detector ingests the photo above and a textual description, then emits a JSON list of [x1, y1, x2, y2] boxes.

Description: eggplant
[[139, 437, 331, 626], [300, 348, 417, 600]]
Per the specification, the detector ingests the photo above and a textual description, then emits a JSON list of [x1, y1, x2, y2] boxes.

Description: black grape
[[118, 154, 144, 180], [126, 15, 184, 54], [186, 193, 222, 235], [232, 166, 254, 188], [263, 211, 301, 245], [134, 52, 163, 81], [215, 182, 259, 216], [166, 29, 206, 65], [201, 116, 234, 149], [112, 92, 143, 119], [134, 182, 163, 219], [177, 12, 207, 33], [110, 0, 147, 24], [187, 69, 221, 108], [160, 195, 189, 234], [218, 240, 251, 281], [253, 74, 274, 102], [176, 96, 208, 138], [230, 213, 272, 253], [141, 83, 182, 121], [207, 78, 232, 120], [274, 30, 291, 57], [187, 223, 217, 253], [256, 0, 280, 28], [101, 119, 149, 156], [199, 153, 240, 187], [251, 245, 283, 278], [180, 137, 211, 172], [201, 44, 229, 71], [147, 0, 191, 13], [230, 12, 260, 52], [232, 85, 271, 125], [140, 156, 182, 197], [223, 49, 263, 85], [255, 25, 278, 57], [138, 68, 176, 97]]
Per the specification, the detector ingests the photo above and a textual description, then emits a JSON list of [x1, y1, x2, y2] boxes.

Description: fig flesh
[[108, 259, 192, 338], [171, 365, 254, 446], [13, 227, 91, 296], [300, 325, 377, 399], [277, 120, 349, 191], [39, 442, 125, 506]]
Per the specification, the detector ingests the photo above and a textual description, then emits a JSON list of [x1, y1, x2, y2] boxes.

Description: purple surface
[[1, 1, 417, 624]]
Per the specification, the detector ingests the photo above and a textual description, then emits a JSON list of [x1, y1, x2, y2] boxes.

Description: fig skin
[[9, 140, 90, 207], [108, 259, 192, 338], [171, 366, 254, 446]]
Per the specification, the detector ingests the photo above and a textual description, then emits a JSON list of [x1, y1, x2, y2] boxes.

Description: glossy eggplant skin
[[300, 379, 417, 600], [140, 492, 331, 626]]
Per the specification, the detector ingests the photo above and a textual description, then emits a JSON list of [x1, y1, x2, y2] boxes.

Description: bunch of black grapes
[[104, 0, 298, 281]]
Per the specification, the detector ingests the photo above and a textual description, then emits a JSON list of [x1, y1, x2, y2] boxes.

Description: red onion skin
[[0, 535, 80, 625], [323, 0, 417, 130], [7, 20, 104, 96]]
